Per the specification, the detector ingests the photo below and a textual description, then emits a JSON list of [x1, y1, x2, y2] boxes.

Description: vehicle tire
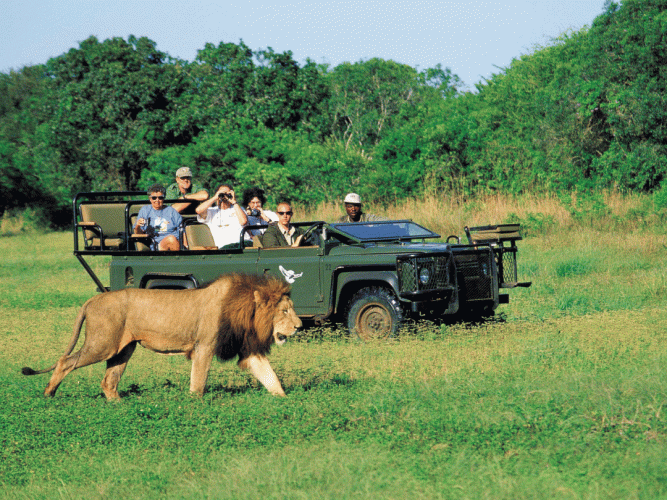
[[346, 287, 404, 341]]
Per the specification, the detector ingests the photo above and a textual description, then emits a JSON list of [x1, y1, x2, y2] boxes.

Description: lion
[[22, 273, 302, 399]]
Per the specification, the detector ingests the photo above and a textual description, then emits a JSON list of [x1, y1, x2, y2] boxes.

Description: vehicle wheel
[[346, 287, 404, 341]]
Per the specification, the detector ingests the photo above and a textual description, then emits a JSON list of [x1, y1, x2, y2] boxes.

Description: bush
[[0, 207, 50, 236]]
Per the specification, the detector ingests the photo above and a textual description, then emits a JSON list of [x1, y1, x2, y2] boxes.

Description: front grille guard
[[452, 247, 496, 302], [397, 253, 455, 296]]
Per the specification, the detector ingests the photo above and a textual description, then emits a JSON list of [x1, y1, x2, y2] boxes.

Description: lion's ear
[[253, 290, 262, 305]]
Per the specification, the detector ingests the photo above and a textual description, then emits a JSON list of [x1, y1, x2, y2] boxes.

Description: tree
[[579, 0, 667, 189], [165, 41, 255, 140], [43, 35, 186, 196], [326, 58, 416, 150]]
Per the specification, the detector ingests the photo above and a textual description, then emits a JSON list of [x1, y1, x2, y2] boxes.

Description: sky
[[1, 0, 607, 88]]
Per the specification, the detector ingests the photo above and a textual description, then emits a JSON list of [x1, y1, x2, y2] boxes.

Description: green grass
[[1, 231, 666, 499]]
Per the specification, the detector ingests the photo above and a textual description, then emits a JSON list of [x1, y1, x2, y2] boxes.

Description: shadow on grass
[[298, 373, 357, 391], [205, 384, 255, 396]]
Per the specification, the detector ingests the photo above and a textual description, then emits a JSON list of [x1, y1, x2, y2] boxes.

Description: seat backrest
[[185, 223, 216, 250], [79, 203, 139, 249], [467, 224, 521, 244]]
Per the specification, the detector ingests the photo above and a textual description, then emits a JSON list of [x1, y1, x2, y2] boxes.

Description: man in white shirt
[[195, 184, 248, 248]]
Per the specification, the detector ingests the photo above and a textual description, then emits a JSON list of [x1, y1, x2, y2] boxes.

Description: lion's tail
[[21, 301, 88, 376]]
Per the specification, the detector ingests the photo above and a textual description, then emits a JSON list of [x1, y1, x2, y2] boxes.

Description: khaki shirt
[[166, 182, 206, 200], [279, 225, 298, 245], [337, 212, 385, 223]]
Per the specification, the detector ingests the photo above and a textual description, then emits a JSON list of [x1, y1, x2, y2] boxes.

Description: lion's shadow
[[111, 373, 357, 399], [293, 373, 357, 392]]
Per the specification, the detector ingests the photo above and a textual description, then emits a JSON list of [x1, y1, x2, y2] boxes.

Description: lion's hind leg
[[43, 347, 105, 397], [238, 354, 286, 397], [101, 342, 137, 400], [44, 339, 127, 398], [44, 353, 79, 397]]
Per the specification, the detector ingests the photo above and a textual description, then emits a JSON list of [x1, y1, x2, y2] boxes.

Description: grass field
[[1, 197, 667, 499]]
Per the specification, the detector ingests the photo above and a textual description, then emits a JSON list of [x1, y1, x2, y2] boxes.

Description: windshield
[[329, 220, 440, 242]]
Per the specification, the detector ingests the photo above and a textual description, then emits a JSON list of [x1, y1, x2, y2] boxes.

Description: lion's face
[[272, 296, 302, 345]]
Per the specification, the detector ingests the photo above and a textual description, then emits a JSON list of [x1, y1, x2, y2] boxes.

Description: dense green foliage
[[2, 0, 667, 226]]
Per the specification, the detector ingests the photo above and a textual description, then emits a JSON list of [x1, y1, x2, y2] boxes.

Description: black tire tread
[[346, 287, 404, 340]]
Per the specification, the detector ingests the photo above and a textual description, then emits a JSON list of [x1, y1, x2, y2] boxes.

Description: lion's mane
[[214, 273, 292, 360]]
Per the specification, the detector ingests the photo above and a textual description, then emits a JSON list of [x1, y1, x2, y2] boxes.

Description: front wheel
[[346, 287, 404, 341]]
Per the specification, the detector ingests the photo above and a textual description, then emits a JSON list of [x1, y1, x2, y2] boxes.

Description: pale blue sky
[[2, 0, 607, 88]]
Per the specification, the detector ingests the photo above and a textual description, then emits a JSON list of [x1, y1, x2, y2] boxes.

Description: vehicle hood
[[328, 241, 453, 256]]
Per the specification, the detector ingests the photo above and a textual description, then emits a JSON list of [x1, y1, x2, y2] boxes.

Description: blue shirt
[[137, 205, 182, 248]]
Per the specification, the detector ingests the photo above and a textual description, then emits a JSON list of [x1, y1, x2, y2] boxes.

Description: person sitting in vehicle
[[338, 192, 385, 222], [195, 184, 248, 249], [242, 186, 278, 241], [165, 167, 209, 214], [262, 202, 305, 247], [134, 184, 182, 251]]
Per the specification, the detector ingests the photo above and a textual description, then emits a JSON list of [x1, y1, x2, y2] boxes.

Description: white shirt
[[197, 205, 244, 247]]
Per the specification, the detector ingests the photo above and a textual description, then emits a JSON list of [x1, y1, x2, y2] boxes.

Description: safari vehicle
[[73, 192, 531, 339]]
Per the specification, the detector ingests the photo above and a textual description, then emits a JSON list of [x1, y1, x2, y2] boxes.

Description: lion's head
[[216, 274, 302, 360], [252, 280, 302, 346], [265, 294, 301, 345]]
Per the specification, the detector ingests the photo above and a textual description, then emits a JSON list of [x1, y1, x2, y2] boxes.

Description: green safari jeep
[[73, 192, 531, 339]]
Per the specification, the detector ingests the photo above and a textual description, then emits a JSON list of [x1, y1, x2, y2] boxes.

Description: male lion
[[22, 274, 302, 399]]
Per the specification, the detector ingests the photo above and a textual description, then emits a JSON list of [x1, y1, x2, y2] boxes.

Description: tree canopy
[[2, 0, 666, 226]]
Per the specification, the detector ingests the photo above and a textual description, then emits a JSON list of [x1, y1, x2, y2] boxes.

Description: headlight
[[419, 267, 430, 285]]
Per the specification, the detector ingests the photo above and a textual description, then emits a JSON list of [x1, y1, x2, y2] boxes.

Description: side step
[[500, 281, 532, 289]]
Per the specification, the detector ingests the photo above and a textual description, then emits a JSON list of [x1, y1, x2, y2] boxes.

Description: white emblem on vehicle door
[[279, 265, 303, 284]]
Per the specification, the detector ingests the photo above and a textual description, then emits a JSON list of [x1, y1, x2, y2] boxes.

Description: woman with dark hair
[[242, 187, 278, 238]]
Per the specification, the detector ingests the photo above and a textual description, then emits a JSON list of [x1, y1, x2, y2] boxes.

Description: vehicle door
[[256, 245, 323, 314]]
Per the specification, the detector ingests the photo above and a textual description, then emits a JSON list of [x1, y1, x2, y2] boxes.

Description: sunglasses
[[277, 211, 293, 215], [150, 196, 165, 200]]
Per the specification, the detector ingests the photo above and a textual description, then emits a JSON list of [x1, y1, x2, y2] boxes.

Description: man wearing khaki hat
[[338, 193, 384, 223], [166, 167, 209, 213]]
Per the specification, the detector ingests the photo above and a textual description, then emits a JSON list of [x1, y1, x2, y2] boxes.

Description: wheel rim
[[355, 302, 392, 340]]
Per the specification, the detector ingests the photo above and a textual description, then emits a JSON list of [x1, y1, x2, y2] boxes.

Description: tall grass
[[0, 208, 43, 236], [302, 189, 667, 241]]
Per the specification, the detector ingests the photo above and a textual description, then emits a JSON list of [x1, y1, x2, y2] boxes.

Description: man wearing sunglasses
[[262, 202, 305, 247], [134, 184, 182, 251]]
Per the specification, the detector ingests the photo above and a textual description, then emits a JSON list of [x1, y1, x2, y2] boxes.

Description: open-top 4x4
[[73, 192, 531, 339]]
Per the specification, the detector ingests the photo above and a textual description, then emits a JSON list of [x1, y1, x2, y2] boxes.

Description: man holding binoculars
[[195, 184, 248, 248]]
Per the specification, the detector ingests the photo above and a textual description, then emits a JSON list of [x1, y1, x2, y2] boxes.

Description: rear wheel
[[346, 287, 404, 340]]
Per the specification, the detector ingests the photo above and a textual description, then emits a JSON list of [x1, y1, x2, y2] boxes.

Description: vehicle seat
[[466, 224, 521, 244], [185, 224, 217, 250], [79, 203, 138, 250], [129, 215, 151, 251]]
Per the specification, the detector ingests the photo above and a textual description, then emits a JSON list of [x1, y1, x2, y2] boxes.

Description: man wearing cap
[[338, 193, 384, 223], [166, 167, 209, 213]]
